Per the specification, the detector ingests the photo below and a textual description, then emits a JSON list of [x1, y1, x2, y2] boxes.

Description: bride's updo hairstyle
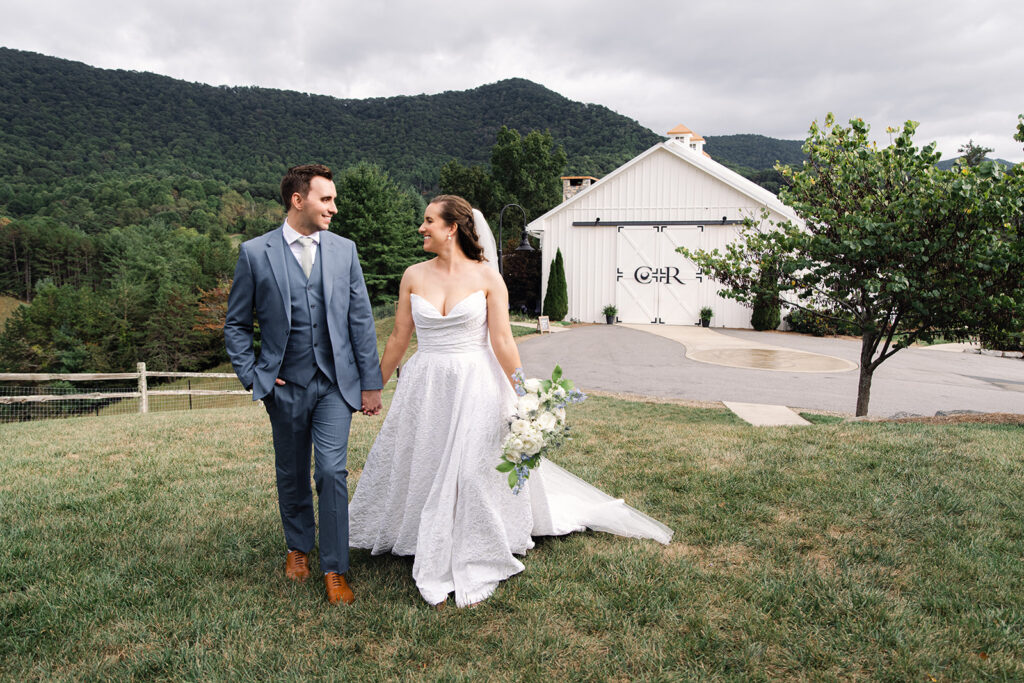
[[430, 194, 486, 262]]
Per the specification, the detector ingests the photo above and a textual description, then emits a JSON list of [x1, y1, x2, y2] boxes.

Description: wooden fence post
[[137, 362, 148, 414]]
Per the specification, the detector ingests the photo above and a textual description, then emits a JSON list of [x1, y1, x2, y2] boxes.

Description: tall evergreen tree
[[331, 163, 426, 305], [750, 263, 781, 331], [542, 248, 568, 321]]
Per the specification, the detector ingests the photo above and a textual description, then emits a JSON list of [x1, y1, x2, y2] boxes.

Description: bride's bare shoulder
[[403, 259, 433, 283], [478, 262, 506, 291], [398, 262, 426, 297]]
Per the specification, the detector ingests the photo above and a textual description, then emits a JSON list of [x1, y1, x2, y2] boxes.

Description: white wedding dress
[[349, 289, 673, 607]]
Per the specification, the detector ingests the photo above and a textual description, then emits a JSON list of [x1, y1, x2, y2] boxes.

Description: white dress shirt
[[282, 221, 320, 267]]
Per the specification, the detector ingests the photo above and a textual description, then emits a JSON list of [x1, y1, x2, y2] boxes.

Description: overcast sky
[[4, 0, 1023, 162]]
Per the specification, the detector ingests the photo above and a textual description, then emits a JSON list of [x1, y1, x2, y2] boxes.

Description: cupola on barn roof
[[667, 123, 706, 153]]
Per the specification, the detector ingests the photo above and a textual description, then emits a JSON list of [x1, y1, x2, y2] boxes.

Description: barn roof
[[528, 138, 800, 233]]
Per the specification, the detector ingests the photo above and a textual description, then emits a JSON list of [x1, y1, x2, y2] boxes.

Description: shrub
[[751, 299, 781, 330], [750, 267, 781, 330], [785, 308, 859, 337], [978, 326, 1024, 352], [542, 248, 568, 321]]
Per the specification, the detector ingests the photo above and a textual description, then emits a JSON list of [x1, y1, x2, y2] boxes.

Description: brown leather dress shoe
[[324, 572, 354, 605], [285, 550, 310, 583]]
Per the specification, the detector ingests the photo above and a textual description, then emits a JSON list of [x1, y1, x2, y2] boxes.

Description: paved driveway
[[518, 325, 1024, 417]]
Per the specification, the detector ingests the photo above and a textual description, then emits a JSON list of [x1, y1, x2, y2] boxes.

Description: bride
[[349, 195, 671, 608]]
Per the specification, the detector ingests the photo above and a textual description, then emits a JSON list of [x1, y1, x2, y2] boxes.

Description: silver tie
[[298, 236, 315, 278]]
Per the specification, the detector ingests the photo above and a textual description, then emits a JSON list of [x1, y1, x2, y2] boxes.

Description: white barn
[[527, 125, 800, 328]]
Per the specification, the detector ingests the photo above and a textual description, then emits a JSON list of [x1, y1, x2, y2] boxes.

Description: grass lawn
[[799, 412, 847, 425], [2, 395, 1022, 679]]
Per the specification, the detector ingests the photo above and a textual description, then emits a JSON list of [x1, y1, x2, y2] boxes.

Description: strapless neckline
[[410, 290, 484, 317]]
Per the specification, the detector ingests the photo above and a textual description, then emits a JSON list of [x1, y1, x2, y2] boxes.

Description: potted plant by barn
[[699, 306, 713, 327], [602, 304, 618, 324]]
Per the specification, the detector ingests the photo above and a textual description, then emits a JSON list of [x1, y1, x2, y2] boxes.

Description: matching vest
[[276, 238, 337, 388]]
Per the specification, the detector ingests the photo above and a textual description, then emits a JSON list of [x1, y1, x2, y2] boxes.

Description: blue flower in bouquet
[[511, 367, 527, 397]]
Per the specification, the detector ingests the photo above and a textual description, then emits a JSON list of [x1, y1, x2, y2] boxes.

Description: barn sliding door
[[615, 225, 705, 324]]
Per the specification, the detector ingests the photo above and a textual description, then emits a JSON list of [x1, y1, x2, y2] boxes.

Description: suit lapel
[[321, 234, 337, 307], [265, 226, 292, 327]]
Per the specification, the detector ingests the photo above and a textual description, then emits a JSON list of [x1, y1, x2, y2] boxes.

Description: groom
[[224, 164, 382, 605]]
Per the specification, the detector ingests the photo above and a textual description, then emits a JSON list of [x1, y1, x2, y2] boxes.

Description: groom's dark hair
[[281, 164, 333, 210]]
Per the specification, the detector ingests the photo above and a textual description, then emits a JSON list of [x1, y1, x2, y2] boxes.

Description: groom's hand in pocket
[[361, 390, 382, 416]]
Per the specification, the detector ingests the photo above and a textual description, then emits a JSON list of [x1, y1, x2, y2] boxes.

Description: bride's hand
[[361, 390, 383, 416]]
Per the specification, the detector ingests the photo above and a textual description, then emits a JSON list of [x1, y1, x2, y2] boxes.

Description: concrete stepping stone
[[723, 401, 811, 426]]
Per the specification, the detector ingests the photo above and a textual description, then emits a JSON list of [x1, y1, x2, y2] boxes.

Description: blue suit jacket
[[224, 225, 382, 407]]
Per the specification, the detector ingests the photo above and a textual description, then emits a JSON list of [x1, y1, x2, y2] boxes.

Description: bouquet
[[496, 365, 586, 494]]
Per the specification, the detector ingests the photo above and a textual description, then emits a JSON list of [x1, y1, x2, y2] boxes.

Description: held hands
[[276, 379, 380, 415], [361, 390, 383, 416]]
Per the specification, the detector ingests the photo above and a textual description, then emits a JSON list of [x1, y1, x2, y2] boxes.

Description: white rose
[[536, 410, 558, 432], [523, 378, 542, 394], [520, 433, 543, 456], [517, 393, 540, 415], [552, 386, 567, 400], [554, 406, 566, 422], [510, 418, 530, 434]]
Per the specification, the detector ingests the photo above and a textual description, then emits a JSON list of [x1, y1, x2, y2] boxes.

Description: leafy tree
[[543, 248, 568, 321], [331, 163, 426, 305], [976, 115, 1024, 350], [957, 139, 994, 167], [680, 114, 1024, 416], [490, 126, 567, 222], [438, 160, 499, 218]]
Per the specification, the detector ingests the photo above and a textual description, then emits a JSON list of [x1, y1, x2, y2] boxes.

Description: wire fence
[[0, 364, 256, 424]]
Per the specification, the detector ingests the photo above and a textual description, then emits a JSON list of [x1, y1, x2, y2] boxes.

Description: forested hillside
[[0, 48, 663, 199], [703, 134, 805, 193], [703, 134, 805, 169]]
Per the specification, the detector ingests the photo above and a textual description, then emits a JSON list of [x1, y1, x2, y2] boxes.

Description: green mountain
[[0, 48, 665, 201]]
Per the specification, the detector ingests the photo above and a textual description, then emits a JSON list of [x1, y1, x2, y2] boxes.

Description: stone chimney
[[561, 176, 598, 202], [667, 124, 706, 155]]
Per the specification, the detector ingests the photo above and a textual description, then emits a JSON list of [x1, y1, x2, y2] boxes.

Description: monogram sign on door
[[614, 226, 705, 324]]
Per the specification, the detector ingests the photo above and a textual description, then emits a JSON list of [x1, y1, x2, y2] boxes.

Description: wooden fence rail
[[0, 362, 248, 412]]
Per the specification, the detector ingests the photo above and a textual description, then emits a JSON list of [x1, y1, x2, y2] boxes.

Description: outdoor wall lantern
[[497, 203, 533, 275]]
